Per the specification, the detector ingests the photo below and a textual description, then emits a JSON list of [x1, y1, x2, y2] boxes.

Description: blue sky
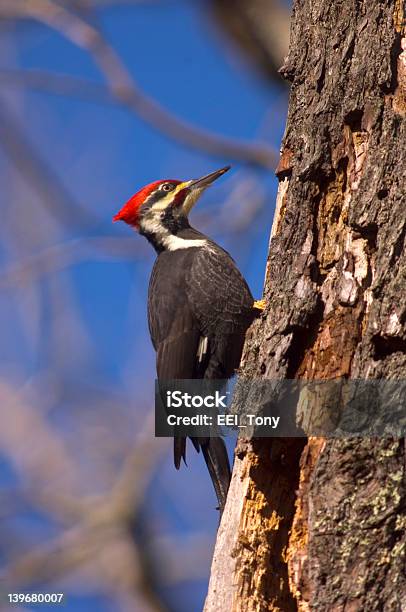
[[0, 1, 288, 610]]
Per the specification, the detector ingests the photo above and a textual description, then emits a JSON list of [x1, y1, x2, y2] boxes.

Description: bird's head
[[113, 166, 230, 231]]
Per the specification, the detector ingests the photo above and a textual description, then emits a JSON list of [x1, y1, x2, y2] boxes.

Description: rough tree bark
[[205, 1, 406, 611]]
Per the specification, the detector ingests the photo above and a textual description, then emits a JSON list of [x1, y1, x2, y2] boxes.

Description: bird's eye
[[160, 183, 174, 192]]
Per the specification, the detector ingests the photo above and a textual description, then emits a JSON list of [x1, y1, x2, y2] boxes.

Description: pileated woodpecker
[[113, 166, 262, 513]]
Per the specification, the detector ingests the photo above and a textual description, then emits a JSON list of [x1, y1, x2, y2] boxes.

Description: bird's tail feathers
[[201, 437, 231, 514], [174, 436, 187, 469]]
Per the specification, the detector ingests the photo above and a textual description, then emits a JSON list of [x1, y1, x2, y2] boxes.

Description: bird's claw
[[253, 299, 266, 311]]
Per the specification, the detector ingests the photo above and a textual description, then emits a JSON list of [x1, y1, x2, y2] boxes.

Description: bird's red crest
[[113, 180, 180, 227], [113, 180, 162, 227]]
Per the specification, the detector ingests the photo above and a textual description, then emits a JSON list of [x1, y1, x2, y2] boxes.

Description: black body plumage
[[147, 218, 255, 513]]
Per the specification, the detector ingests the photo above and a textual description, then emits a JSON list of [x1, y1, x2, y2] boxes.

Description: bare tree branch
[[0, 96, 100, 228], [0, 380, 169, 610], [0, 236, 148, 288], [0, 0, 277, 168], [209, 0, 291, 82], [0, 2, 278, 608], [73, 0, 163, 7]]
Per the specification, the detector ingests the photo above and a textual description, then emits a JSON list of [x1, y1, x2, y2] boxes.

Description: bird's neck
[[140, 213, 207, 253]]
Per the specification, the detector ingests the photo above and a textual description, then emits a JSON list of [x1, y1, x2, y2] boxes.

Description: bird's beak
[[182, 166, 230, 214], [188, 165, 231, 190]]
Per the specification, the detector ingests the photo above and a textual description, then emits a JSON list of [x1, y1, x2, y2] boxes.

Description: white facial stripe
[[141, 216, 207, 251], [165, 235, 207, 251], [150, 181, 189, 212], [141, 216, 165, 236]]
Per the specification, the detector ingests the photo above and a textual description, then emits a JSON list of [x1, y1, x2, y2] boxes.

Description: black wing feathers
[[148, 241, 254, 512], [186, 246, 254, 378], [186, 245, 254, 338]]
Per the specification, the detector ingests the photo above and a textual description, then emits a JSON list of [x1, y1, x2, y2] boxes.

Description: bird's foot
[[253, 298, 266, 311]]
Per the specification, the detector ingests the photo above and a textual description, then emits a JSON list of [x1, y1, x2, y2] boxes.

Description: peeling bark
[[206, 1, 405, 610]]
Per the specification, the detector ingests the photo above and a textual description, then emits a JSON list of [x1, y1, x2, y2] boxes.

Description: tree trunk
[[205, 1, 406, 610]]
